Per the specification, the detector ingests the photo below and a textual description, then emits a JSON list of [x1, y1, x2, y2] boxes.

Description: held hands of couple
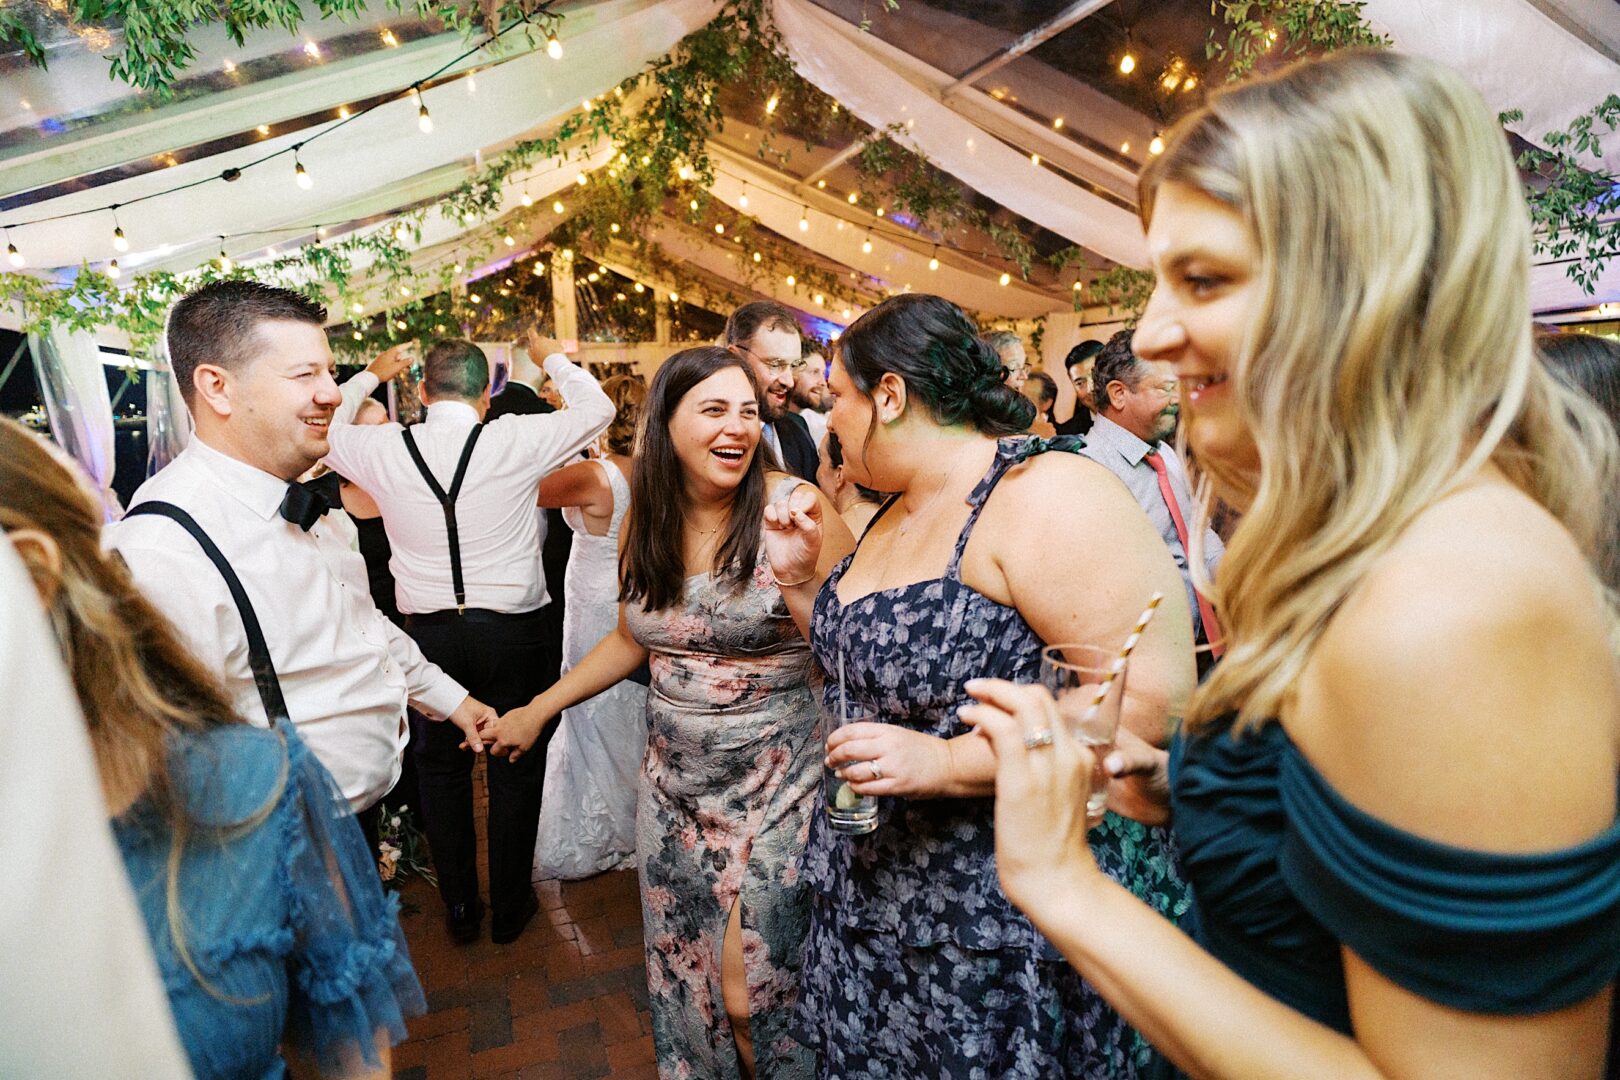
[[959, 680, 1173, 909], [762, 483, 823, 587], [448, 694, 496, 753], [482, 702, 552, 762]]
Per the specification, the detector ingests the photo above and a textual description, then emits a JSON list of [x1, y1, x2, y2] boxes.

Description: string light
[[715, 223, 725, 235], [415, 89, 433, 133], [765, 94, 779, 115], [814, 293, 825, 305], [218, 240, 233, 272], [610, 222, 621, 234], [634, 282, 645, 293], [670, 291, 680, 302], [381, 29, 399, 47], [532, 261, 546, 276], [1119, 51, 1136, 75], [677, 164, 693, 181], [353, 330, 364, 340], [521, 191, 533, 207], [689, 198, 700, 211], [352, 301, 364, 313], [547, 32, 563, 59], [753, 251, 762, 263], [575, 172, 588, 186], [785, 274, 795, 286], [107, 259, 121, 279], [303, 40, 321, 59], [999, 272, 1011, 286], [1030, 153, 1040, 167], [799, 209, 809, 232], [503, 233, 516, 247], [337, 104, 351, 119], [294, 150, 313, 190], [929, 245, 939, 271], [862, 229, 873, 255], [1052, 116, 1064, 130], [816, 179, 826, 189], [1149, 132, 1165, 155], [738, 184, 749, 209], [553, 200, 565, 214], [111, 207, 129, 252], [1121, 141, 1131, 154], [847, 192, 858, 204], [256, 124, 271, 136]]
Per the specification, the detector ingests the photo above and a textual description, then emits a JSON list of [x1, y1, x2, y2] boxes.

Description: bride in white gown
[[533, 376, 648, 879]]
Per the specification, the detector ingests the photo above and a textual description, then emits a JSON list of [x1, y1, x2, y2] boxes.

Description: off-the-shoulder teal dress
[[112, 723, 425, 1079], [1170, 720, 1620, 1074]]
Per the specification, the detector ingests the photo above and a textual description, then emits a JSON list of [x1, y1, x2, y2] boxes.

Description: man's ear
[[872, 371, 908, 424], [6, 528, 64, 609], [192, 363, 234, 420], [1106, 379, 1130, 412]]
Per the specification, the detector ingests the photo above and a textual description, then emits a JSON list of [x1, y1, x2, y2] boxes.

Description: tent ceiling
[[1, 0, 1615, 330]]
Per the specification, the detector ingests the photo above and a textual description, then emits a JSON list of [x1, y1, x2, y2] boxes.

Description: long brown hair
[[620, 347, 767, 610], [0, 417, 284, 993]]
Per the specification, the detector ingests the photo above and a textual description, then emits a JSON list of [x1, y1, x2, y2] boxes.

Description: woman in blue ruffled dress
[[965, 51, 1620, 1079], [0, 419, 423, 1080]]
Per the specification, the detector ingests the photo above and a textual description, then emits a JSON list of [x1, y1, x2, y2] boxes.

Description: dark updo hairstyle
[[838, 294, 1035, 452], [620, 347, 767, 611], [1539, 332, 1620, 437], [599, 373, 647, 457]]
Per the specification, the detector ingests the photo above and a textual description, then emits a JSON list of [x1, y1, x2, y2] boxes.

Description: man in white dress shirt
[[106, 282, 491, 856], [323, 328, 612, 945], [1079, 330, 1226, 659]]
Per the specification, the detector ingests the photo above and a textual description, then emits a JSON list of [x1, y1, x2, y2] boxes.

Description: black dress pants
[[405, 607, 557, 921]]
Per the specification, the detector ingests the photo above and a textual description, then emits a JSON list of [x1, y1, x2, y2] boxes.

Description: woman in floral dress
[[493, 346, 854, 1079], [762, 295, 1196, 1079]]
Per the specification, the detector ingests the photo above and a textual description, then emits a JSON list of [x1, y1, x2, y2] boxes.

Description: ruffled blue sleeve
[[276, 728, 425, 1072], [1277, 744, 1620, 1015]]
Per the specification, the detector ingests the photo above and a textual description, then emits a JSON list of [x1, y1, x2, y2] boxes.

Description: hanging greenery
[[1206, 1, 1390, 82], [0, 0, 562, 94], [1507, 99, 1620, 295]]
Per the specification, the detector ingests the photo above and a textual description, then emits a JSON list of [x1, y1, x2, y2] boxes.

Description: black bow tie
[[279, 482, 330, 532]]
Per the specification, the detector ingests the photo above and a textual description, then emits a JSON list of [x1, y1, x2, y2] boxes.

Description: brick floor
[[393, 759, 656, 1080]]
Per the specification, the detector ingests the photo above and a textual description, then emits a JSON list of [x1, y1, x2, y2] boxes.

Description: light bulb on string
[[294, 152, 313, 190], [634, 282, 645, 293], [218, 241, 234, 273], [929, 246, 939, 271], [414, 88, 433, 133], [862, 230, 873, 255], [546, 32, 563, 59], [503, 233, 516, 247], [1149, 132, 1164, 155], [738, 185, 749, 209], [610, 222, 621, 234], [785, 274, 796, 286], [753, 251, 762, 263], [765, 94, 779, 116], [521, 191, 534, 207], [107, 259, 121, 279], [798, 209, 809, 233], [1119, 51, 1136, 75], [553, 200, 565, 214], [999, 272, 1011, 286], [5, 230, 23, 267]]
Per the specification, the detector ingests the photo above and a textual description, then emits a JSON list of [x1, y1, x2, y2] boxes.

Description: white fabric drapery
[[771, 0, 1148, 269], [28, 326, 122, 520]]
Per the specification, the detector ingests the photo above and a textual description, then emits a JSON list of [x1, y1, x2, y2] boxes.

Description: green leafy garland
[[0, 1, 561, 94]]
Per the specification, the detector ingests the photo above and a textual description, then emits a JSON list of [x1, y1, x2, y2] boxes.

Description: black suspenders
[[123, 501, 289, 726], [401, 424, 484, 614]]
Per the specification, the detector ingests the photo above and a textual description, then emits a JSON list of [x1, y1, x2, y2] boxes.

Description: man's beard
[[788, 385, 822, 412]]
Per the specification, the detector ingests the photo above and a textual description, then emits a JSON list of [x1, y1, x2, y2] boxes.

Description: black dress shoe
[[446, 899, 484, 944], [490, 890, 539, 945]]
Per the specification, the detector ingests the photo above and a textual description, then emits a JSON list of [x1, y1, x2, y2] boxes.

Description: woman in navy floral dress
[[761, 295, 1196, 1078]]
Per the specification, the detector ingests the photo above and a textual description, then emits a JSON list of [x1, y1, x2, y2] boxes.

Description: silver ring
[[869, 762, 883, 781], [1023, 729, 1056, 750]]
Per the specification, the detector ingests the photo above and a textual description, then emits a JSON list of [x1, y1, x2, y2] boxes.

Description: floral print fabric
[[796, 436, 1188, 1079], [625, 478, 819, 1080]]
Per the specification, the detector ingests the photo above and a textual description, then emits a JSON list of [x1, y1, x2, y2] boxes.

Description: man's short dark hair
[[1064, 339, 1105, 374], [166, 281, 327, 405], [422, 339, 490, 401], [1026, 370, 1057, 407], [1092, 329, 1149, 413], [724, 301, 801, 346]]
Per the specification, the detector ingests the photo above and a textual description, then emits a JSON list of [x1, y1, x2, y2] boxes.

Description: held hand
[[526, 324, 567, 360], [958, 679, 1100, 913], [826, 722, 952, 798], [1103, 727, 1172, 827], [446, 694, 494, 754], [366, 341, 417, 383], [762, 483, 823, 587], [488, 702, 553, 762]]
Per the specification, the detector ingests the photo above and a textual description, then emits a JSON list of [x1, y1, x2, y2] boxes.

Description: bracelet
[[772, 569, 816, 588]]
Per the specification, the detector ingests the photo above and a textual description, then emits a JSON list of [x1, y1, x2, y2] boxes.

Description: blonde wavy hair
[[0, 418, 285, 998], [1139, 50, 1620, 732]]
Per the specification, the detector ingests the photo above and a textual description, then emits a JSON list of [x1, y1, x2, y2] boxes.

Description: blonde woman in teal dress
[[492, 346, 854, 1079]]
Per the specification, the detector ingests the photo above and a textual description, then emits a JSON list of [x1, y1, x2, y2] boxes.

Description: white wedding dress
[[533, 459, 647, 879]]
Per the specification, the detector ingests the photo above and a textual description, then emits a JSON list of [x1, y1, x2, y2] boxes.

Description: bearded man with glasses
[[724, 301, 820, 481]]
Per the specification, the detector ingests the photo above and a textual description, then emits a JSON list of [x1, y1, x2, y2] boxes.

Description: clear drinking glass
[[823, 707, 879, 834], [1040, 644, 1131, 825]]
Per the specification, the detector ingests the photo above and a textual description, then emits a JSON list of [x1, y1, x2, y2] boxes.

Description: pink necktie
[[1145, 450, 1224, 658]]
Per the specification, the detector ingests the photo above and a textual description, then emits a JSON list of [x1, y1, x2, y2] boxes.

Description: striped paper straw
[[1080, 592, 1164, 723]]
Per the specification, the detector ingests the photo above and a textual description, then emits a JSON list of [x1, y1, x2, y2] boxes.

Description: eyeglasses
[[741, 345, 808, 374]]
